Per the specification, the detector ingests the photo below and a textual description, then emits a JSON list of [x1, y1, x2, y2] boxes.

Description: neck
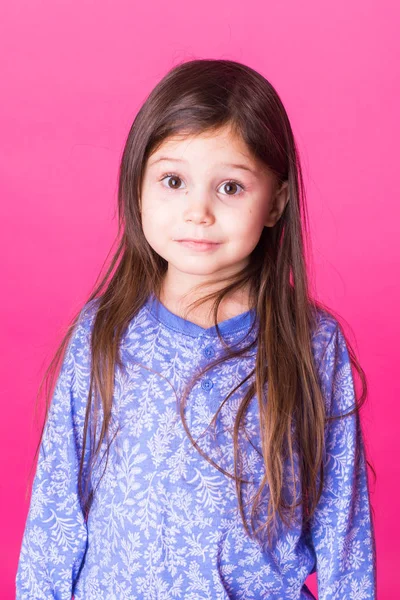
[[159, 277, 251, 329]]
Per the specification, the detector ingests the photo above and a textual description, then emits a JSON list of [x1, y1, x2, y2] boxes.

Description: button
[[201, 378, 213, 391], [203, 345, 215, 358]]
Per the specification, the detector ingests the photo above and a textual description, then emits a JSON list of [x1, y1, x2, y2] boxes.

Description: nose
[[182, 190, 215, 225]]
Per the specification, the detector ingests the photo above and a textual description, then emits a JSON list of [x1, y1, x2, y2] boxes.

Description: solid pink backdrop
[[1, 0, 398, 597]]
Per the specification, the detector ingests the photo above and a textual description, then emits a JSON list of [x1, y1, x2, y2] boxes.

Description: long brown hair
[[29, 58, 375, 546]]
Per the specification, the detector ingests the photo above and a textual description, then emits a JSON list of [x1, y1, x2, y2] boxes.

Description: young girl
[[16, 59, 377, 599]]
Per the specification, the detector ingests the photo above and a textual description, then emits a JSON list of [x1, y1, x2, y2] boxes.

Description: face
[[139, 124, 289, 294]]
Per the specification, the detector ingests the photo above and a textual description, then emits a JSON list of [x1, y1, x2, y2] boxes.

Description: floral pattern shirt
[[16, 293, 376, 599]]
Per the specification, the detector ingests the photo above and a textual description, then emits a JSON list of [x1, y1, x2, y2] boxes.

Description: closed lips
[[178, 239, 219, 243]]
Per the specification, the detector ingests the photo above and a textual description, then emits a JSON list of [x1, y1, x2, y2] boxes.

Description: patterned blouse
[[16, 293, 376, 599]]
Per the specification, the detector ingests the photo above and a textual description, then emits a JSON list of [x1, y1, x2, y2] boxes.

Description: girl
[[16, 59, 377, 599]]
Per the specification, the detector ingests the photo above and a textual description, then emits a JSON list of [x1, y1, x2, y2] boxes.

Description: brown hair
[[29, 58, 375, 546]]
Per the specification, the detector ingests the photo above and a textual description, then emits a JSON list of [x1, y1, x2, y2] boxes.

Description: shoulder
[[310, 306, 351, 375], [310, 304, 336, 342], [63, 297, 101, 376], [77, 297, 101, 330], [310, 306, 357, 415], [69, 298, 100, 344]]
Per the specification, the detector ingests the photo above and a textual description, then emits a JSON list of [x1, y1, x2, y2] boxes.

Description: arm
[[310, 321, 377, 599], [16, 317, 90, 599]]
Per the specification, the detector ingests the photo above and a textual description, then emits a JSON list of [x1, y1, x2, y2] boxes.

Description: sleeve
[[16, 320, 89, 599], [309, 322, 377, 599]]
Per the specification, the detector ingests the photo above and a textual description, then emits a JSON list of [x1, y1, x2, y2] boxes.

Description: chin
[[174, 265, 222, 277], [166, 257, 223, 275]]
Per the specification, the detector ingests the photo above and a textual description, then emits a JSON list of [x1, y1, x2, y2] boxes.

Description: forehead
[[153, 125, 251, 157], [148, 126, 268, 175]]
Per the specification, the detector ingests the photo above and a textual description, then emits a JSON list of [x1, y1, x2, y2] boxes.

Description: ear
[[264, 181, 289, 228]]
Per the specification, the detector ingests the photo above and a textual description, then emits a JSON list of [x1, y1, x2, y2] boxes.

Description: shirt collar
[[145, 292, 257, 340]]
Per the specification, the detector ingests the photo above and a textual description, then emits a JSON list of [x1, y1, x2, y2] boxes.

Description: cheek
[[248, 201, 269, 230], [141, 204, 172, 243], [228, 206, 265, 236]]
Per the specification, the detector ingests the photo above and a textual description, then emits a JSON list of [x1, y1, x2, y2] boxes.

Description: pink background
[[1, 0, 399, 597]]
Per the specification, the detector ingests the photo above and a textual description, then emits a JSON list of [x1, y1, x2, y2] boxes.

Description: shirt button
[[201, 378, 214, 391], [203, 345, 215, 358]]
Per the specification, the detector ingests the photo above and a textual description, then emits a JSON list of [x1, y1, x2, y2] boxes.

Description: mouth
[[176, 238, 221, 251]]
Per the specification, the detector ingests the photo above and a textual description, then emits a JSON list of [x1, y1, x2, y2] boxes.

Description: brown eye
[[168, 176, 181, 188], [161, 174, 183, 189], [224, 182, 238, 195], [218, 180, 245, 196]]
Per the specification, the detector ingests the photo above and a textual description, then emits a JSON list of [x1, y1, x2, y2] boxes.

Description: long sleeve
[[310, 322, 377, 599], [16, 319, 89, 599]]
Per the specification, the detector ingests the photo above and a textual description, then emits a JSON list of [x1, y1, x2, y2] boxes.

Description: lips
[[178, 238, 218, 244], [176, 238, 221, 251]]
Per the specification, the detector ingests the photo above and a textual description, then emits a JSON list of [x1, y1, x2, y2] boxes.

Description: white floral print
[[16, 294, 376, 599]]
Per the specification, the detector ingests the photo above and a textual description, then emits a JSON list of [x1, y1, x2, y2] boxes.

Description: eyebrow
[[148, 156, 257, 175]]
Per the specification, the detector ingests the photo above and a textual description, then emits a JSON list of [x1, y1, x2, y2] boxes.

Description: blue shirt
[[16, 293, 376, 599]]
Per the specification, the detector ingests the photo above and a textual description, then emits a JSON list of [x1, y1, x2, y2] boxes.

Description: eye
[[160, 173, 185, 190], [159, 173, 246, 196], [218, 180, 245, 196]]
